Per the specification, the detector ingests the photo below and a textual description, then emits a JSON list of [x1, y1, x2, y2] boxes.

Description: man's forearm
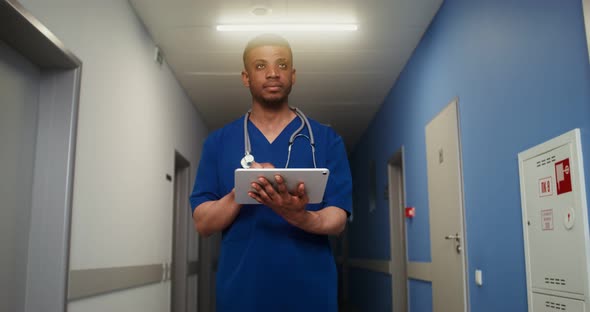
[[192, 190, 242, 237], [287, 206, 347, 236]]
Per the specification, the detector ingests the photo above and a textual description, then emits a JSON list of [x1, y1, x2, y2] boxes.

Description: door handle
[[445, 233, 462, 254], [445, 233, 461, 241]]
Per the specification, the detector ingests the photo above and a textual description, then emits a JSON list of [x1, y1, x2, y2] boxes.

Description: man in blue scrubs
[[190, 34, 352, 312]]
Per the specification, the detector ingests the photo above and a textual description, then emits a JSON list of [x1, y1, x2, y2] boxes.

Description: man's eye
[[279, 64, 287, 69], [256, 64, 265, 69]]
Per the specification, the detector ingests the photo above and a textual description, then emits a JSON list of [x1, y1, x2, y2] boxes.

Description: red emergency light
[[405, 207, 415, 219]]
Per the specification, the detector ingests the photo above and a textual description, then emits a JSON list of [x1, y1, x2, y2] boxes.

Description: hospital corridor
[[3, 0, 590, 311]]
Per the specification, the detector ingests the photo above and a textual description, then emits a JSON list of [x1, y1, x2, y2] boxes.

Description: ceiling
[[128, 0, 443, 150]]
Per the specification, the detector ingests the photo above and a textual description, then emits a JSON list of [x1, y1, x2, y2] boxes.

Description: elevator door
[[0, 40, 41, 312]]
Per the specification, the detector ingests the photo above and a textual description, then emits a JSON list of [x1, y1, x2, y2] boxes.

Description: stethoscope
[[241, 107, 317, 169]]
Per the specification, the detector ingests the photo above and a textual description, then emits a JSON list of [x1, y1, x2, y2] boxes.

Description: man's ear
[[241, 70, 250, 87], [291, 68, 296, 85]]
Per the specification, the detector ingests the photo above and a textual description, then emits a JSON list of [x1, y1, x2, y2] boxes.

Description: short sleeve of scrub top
[[189, 133, 222, 212]]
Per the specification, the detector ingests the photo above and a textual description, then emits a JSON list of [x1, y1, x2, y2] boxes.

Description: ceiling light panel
[[216, 23, 358, 31]]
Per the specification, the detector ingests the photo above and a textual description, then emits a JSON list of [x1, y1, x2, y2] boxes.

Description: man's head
[[242, 33, 293, 68], [241, 34, 296, 109]]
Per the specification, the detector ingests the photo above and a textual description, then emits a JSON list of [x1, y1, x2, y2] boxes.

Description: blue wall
[[348, 0, 590, 311], [409, 280, 433, 312]]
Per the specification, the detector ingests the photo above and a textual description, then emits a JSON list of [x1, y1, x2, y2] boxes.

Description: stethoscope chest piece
[[241, 154, 254, 169]]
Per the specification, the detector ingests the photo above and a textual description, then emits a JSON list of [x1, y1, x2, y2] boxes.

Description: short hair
[[242, 34, 293, 67]]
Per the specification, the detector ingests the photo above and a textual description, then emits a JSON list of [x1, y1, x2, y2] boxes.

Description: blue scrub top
[[190, 114, 352, 312]]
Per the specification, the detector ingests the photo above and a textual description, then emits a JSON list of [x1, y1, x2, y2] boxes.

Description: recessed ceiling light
[[216, 24, 358, 32]]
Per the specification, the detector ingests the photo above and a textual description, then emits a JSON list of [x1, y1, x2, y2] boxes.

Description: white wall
[[18, 0, 208, 310], [0, 40, 40, 312]]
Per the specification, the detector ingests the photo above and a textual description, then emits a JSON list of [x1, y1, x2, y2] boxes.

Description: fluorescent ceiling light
[[216, 24, 358, 32]]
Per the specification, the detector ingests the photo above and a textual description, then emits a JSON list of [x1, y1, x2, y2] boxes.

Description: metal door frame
[[454, 98, 470, 312], [172, 151, 192, 312], [388, 147, 409, 312]]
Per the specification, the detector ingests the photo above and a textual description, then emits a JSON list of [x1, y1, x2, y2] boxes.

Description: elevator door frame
[[1, 1, 82, 311]]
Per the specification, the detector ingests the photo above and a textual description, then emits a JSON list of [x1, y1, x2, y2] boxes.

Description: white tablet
[[234, 168, 330, 205]]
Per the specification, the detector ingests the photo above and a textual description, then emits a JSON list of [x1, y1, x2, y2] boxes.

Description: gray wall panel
[[0, 40, 40, 312], [68, 265, 164, 301]]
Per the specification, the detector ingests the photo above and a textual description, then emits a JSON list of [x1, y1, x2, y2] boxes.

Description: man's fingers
[[248, 191, 260, 201], [250, 176, 308, 209], [297, 183, 309, 204], [251, 181, 273, 202], [258, 177, 277, 198], [275, 175, 289, 195], [297, 183, 306, 197]]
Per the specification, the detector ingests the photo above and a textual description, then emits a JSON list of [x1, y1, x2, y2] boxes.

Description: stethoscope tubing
[[243, 107, 317, 168]]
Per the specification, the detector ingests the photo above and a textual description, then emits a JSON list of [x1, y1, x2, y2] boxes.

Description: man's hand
[[246, 161, 346, 236], [249, 174, 309, 219], [248, 161, 309, 225]]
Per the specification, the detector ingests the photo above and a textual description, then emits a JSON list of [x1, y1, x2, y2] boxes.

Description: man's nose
[[266, 66, 279, 78]]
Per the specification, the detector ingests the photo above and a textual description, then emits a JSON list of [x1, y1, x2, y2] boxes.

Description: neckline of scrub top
[[247, 115, 302, 145]]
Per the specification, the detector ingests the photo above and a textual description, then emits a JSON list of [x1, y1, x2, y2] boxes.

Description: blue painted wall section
[[348, 0, 590, 311], [409, 280, 433, 312]]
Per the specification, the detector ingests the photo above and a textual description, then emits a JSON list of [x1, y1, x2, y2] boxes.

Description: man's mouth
[[264, 85, 282, 92]]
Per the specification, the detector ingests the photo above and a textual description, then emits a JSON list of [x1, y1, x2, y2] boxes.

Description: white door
[[425, 99, 468, 312]]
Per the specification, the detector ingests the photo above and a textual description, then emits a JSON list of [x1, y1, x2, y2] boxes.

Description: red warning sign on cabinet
[[539, 177, 553, 197], [555, 158, 572, 195]]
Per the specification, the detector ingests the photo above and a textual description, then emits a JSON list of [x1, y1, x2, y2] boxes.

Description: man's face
[[241, 45, 296, 108]]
